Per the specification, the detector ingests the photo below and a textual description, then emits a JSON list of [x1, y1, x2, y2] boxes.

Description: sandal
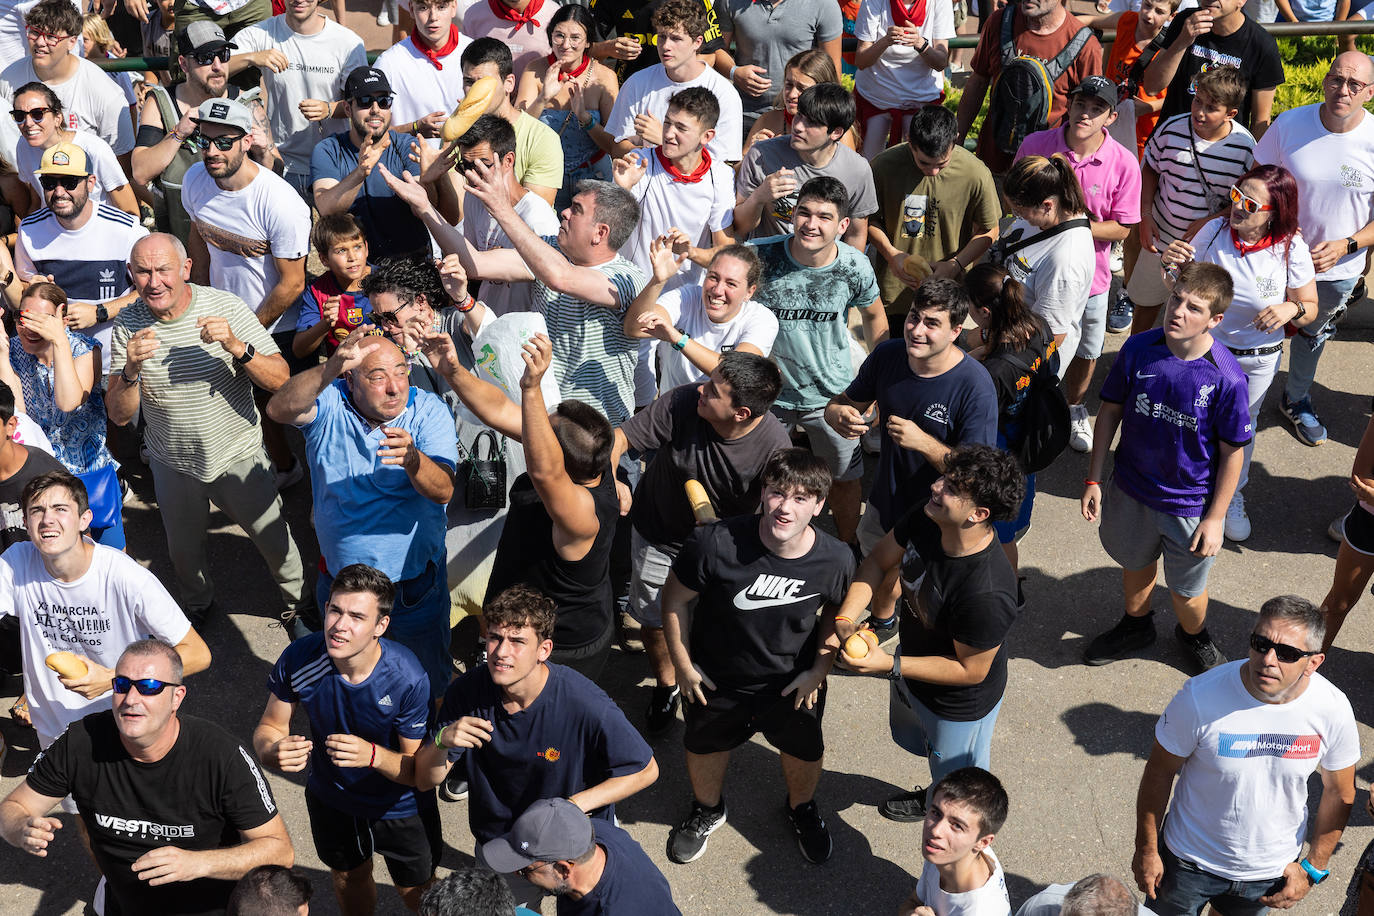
[[10, 693, 30, 727]]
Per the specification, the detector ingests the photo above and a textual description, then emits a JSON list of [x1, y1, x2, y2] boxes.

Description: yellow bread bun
[[441, 76, 502, 143], [685, 479, 717, 523], [45, 651, 87, 679]]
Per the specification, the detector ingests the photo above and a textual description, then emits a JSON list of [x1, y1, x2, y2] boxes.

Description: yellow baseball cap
[[36, 142, 90, 178]]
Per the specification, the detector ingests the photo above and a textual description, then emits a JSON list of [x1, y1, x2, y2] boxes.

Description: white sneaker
[[1328, 512, 1347, 543], [1068, 405, 1092, 453], [1224, 495, 1251, 542], [376, 8, 392, 24]]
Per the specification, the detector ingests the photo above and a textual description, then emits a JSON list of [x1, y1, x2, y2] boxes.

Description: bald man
[[1255, 51, 1374, 453], [268, 326, 458, 699], [109, 234, 312, 632]]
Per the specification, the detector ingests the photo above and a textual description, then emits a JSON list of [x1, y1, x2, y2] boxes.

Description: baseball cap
[[176, 21, 237, 55], [36, 142, 90, 178], [1070, 75, 1118, 109], [480, 799, 595, 872], [192, 98, 253, 134], [344, 66, 392, 99]]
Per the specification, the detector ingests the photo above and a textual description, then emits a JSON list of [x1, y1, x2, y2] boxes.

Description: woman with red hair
[[1160, 164, 1318, 543]]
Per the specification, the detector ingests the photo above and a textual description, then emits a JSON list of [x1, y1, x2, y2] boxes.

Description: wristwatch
[[233, 342, 257, 365], [1299, 858, 1329, 885], [94, 304, 109, 324], [888, 648, 903, 682], [1290, 300, 1306, 320], [1346, 236, 1359, 256]]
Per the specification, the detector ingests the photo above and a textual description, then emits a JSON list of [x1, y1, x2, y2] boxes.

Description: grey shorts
[[857, 502, 889, 554], [1099, 478, 1216, 598], [1125, 245, 1170, 308], [770, 405, 864, 482], [628, 529, 678, 629]]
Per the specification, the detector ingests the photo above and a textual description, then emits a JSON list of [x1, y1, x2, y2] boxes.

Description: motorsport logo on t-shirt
[[1218, 733, 1321, 759]]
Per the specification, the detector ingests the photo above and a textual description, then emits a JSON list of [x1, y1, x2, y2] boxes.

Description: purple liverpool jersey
[[1099, 329, 1252, 516]]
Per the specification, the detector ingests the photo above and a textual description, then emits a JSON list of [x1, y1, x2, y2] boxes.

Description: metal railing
[[89, 17, 1374, 72]]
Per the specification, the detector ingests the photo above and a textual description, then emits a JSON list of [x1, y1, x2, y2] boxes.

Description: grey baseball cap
[[480, 799, 595, 872], [192, 98, 253, 133], [176, 21, 236, 55]]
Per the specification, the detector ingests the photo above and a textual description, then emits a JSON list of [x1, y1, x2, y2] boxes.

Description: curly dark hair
[[941, 444, 1026, 523], [484, 584, 558, 643], [361, 256, 450, 310]]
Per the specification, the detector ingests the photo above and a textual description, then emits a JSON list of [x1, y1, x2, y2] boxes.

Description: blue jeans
[[1284, 275, 1360, 403], [316, 559, 453, 701], [1152, 839, 1282, 916], [889, 676, 1004, 782]]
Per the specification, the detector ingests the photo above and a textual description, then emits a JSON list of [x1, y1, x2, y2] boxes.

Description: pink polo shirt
[[1014, 127, 1142, 296], [461, 0, 559, 78]]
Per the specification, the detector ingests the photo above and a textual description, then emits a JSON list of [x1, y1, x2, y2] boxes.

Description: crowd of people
[[0, 0, 1370, 912]]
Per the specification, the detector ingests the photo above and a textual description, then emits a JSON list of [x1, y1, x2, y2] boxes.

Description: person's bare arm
[[842, 216, 869, 252], [129, 814, 294, 885], [1248, 88, 1276, 140], [859, 297, 889, 349], [257, 257, 306, 329], [174, 627, 212, 677], [187, 224, 211, 285], [133, 96, 195, 185], [107, 183, 140, 216], [321, 733, 424, 788], [567, 758, 659, 813], [0, 782, 66, 856], [253, 694, 313, 773], [956, 73, 990, 142], [1134, 741, 1186, 900], [417, 328, 524, 439]]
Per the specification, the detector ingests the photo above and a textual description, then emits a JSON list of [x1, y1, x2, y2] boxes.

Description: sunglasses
[[190, 131, 245, 151], [1229, 185, 1273, 214], [39, 174, 83, 192], [371, 297, 415, 327], [10, 106, 52, 124], [112, 675, 182, 696], [516, 861, 549, 880], [1248, 633, 1320, 664], [353, 94, 394, 109], [191, 47, 232, 66]]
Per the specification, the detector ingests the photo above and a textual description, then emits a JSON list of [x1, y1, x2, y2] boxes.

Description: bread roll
[[45, 651, 87, 679], [684, 479, 717, 523], [441, 76, 501, 143]]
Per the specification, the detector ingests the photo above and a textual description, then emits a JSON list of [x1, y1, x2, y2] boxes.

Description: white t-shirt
[[0, 0, 80, 76], [853, 0, 955, 110], [463, 188, 560, 316], [655, 285, 778, 392], [607, 63, 744, 163], [1156, 660, 1361, 881], [0, 57, 135, 154], [16, 129, 126, 206], [232, 16, 368, 177], [1192, 217, 1316, 351], [181, 163, 312, 334], [13, 412, 54, 454], [16, 204, 148, 375], [375, 36, 473, 146], [1000, 217, 1094, 375], [1253, 103, 1374, 281], [621, 146, 735, 290], [0, 541, 191, 746], [915, 849, 1011, 916]]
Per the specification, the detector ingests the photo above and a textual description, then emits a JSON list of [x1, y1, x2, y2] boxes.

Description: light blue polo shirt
[[302, 379, 458, 581]]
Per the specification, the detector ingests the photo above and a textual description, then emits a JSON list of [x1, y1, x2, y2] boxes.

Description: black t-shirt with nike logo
[[673, 514, 854, 692]]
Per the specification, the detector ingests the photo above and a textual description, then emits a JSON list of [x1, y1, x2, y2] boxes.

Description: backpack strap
[[1000, 216, 1091, 258], [1126, 28, 1169, 93], [1000, 8, 1019, 66], [148, 83, 179, 139], [1046, 26, 1093, 81]]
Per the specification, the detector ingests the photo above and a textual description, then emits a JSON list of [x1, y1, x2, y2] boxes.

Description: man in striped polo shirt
[[107, 233, 312, 632]]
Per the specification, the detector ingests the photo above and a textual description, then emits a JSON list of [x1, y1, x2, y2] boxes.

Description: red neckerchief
[[890, 0, 927, 29], [548, 52, 590, 81], [489, 0, 544, 26], [655, 146, 712, 183], [411, 24, 461, 69], [1230, 226, 1275, 255]]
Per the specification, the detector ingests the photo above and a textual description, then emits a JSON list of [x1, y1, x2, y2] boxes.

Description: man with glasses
[[133, 22, 276, 245], [1253, 52, 1374, 449], [0, 0, 135, 166], [1132, 595, 1359, 916], [0, 469, 209, 752], [266, 327, 458, 701], [15, 142, 148, 376], [227, 0, 366, 201], [313, 66, 436, 261], [108, 233, 311, 633], [0, 638, 294, 916], [182, 96, 310, 483]]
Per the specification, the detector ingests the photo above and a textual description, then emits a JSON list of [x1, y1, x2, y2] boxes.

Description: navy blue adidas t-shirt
[[268, 634, 431, 819], [557, 819, 681, 916], [436, 663, 653, 844]]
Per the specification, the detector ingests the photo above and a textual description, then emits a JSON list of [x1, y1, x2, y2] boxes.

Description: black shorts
[[682, 681, 826, 762], [1338, 502, 1374, 556], [305, 789, 442, 887]]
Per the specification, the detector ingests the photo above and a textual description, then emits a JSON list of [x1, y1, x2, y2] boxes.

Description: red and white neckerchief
[[489, 0, 545, 27], [655, 146, 712, 183], [548, 52, 591, 82], [411, 24, 461, 70], [1230, 226, 1275, 256], [889, 0, 927, 28]]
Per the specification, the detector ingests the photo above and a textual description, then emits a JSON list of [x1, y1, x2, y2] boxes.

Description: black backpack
[[999, 342, 1071, 473], [984, 12, 1094, 158]]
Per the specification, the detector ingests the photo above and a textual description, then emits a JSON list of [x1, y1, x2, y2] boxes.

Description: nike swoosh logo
[[1136, 371, 1158, 378], [733, 591, 820, 611]]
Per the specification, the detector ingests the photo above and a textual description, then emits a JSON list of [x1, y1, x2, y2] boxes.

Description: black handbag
[[457, 429, 507, 510]]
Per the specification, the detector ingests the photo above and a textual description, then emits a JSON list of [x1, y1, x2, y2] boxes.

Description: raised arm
[[416, 327, 523, 440], [266, 325, 381, 427]]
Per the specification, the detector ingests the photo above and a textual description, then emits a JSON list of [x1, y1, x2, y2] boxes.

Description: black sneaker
[[645, 685, 681, 737], [1083, 614, 1157, 665], [439, 771, 469, 802], [866, 613, 899, 645], [787, 799, 833, 864], [1175, 625, 1226, 673], [880, 786, 927, 822], [667, 799, 727, 864]]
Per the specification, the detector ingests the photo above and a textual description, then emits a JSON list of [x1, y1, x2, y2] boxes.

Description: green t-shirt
[[751, 235, 880, 411], [514, 111, 564, 192], [871, 144, 1000, 312]]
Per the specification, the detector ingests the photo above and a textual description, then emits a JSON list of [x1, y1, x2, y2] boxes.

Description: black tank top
[[485, 463, 618, 650]]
